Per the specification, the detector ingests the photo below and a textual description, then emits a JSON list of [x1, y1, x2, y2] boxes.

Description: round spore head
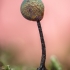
[[20, 0, 44, 21]]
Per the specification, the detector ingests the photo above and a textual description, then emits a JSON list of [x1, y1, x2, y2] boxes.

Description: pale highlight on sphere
[[20, 0, 44, 21]]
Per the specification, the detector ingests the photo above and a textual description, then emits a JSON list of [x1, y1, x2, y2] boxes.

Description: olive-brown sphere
[[20, 0, 44, 21]]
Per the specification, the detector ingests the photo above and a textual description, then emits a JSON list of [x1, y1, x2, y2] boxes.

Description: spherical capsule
[[20, 0, 44, 21]]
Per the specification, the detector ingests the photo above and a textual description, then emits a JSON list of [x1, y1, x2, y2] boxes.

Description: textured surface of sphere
[[20, 0, 44, 21]]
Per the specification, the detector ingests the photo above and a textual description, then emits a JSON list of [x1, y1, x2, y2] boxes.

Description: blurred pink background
[[0, 0, 70, 69]]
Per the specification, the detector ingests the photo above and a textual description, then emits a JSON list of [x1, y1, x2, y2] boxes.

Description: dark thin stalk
[[37, 21, 47, 70]]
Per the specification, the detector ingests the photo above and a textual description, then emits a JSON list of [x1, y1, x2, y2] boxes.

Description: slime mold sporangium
[[20, 0, 47, 70], [20, 0, 44, 21]]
